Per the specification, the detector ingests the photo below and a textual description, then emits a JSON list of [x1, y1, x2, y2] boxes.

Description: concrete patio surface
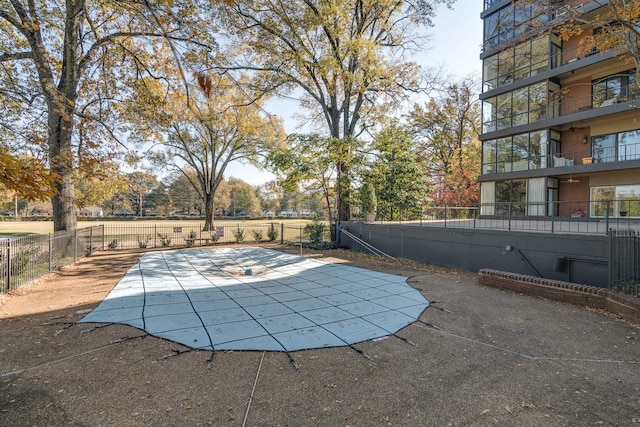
[[0, 245, 638, 426]]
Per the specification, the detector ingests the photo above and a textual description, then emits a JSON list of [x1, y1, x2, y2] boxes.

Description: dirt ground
[[1, 245, 638, 427]]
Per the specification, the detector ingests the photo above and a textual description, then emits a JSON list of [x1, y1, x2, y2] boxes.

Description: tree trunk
[[203, 192, 215, 231], [48, 108, 77, 232]]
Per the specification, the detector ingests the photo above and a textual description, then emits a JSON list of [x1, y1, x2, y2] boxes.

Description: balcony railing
[[483, 85, 639, 135], [485, 140, 640, 175]]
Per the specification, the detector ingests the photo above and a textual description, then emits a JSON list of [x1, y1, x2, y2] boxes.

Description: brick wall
[[560, 76, 592, 115], [478, 269, 639, 325]]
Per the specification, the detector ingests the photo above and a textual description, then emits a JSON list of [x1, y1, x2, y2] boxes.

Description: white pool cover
[[80, 247, 428, 352]]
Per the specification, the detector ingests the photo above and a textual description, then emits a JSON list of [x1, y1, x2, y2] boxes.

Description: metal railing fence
[[1, 222, 335, 294], [1, 226, 104, 293], [610, 229, 640, 297], [360, 199, 640, 236]]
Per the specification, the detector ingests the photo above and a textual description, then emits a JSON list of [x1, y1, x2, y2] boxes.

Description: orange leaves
[[197, 73, 213, 98]]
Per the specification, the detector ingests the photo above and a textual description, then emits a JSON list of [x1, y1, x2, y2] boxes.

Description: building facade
[[479, 0, 640, 218]]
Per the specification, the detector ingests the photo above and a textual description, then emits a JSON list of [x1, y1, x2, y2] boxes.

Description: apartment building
[[479, 0, 640, 219]]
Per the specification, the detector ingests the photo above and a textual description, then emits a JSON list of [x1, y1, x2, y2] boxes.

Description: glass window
[[482, 99, 497, 133], [530, 37, 549, 75], [512, 134, 529, 171], [483, 55, 498, 91], [591, 185, 640, 218], [496, 179, 527, 215], [484, 12, 500, 49], [496, 93, 512, 130], [497, 137, 512, 172], [618, 130, 640, 161], [482, 139, 497, 174], [590, 186, 615, 217], [513, 43, 530, 81], [530, 130, 548, 169], [498, 49, 514, 86], [512, 87, 529, 126], [592, 134, 616, 163], [528, 82, 548, 122], [592, 71, 636, 107]]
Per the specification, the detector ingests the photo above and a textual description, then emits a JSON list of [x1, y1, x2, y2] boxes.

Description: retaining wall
[[478, 269, 640, 325]]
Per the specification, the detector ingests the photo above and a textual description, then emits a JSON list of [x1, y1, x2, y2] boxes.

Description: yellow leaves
[[0, 150, 55, 201]]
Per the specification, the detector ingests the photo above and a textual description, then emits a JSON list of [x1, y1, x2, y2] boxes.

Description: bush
[[251, 230, 263, 242], [4, 246, 42, 276], [158, 233, 172, 247], [267, 223, 279, 242], [137, 235, 150, 249], [107, 239, 119, 249], [186, 230, 197, 247], [233, 227, 245, 243], [304, 217, 327, 245]]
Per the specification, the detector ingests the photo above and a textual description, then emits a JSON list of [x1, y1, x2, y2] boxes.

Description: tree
[[0, 1, 216, 231], [217, 0, 452, 222], [75, 162, 127, 208], [408, 79, 480, 175], [407, 79, 481, 207], [556, 0, 640, 87], [167, 172, 202, 215], [268, 134, 359, 236], [255, 180, 283, 214], [0, 150, 53, 201], [365, 121, 430, 221], [125, 171, 158, 216], [227, 177, 261, 217], [138, 74, 284, 230]]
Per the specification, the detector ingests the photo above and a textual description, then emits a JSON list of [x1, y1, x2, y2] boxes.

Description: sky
[[223, 0, 485, 186]]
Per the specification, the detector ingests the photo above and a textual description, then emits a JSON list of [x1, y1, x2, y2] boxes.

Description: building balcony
[[481, 86, 639, 141], [480, 140, 640, 180]]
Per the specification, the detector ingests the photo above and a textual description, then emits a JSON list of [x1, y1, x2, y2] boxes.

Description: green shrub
[[304, 217, 327, 245], [233, 227, 245, 243], [251, 230, 263, 242], [107, 239, 119, 249], [158, 233, 172, 247], [267, 223, 279, 242]]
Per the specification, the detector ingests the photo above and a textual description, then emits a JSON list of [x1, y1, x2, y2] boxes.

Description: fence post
[[154, 224, 157, 248], [473, 204, 477, 229], [444, 205, 447, 228], [299, 226, 303, 256], [607, 230, 614, 289], [6, 239, 11, 291], [48, 234, 52, 272], [605, 200, 611, 234], [74, 229, 78, 262], [280, 223, 284, 245], [508, 203, 512, 231], [89, 227, 93, 256]]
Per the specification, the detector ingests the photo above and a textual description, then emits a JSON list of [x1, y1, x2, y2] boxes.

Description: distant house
[[300, 209, 316, 218], [0, 208, 14, 217], [114, 208, 135, 216], [78, 206, 103, 217], [263, 210, 275, 218], [278, 209, 299, 217]]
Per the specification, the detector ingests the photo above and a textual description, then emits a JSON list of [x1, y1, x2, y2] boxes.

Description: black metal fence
[[609, 229, 640, 297], [359, 199, 640, 236], [1, 222, 332, 294], [1, 226, 104, 293], [1, 218, 636, 297]]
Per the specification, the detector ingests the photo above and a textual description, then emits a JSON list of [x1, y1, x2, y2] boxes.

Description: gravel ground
[[1, 245, 638, 427]]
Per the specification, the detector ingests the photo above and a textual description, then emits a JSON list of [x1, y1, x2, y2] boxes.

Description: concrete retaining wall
[[342, 222, 609, 286]]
